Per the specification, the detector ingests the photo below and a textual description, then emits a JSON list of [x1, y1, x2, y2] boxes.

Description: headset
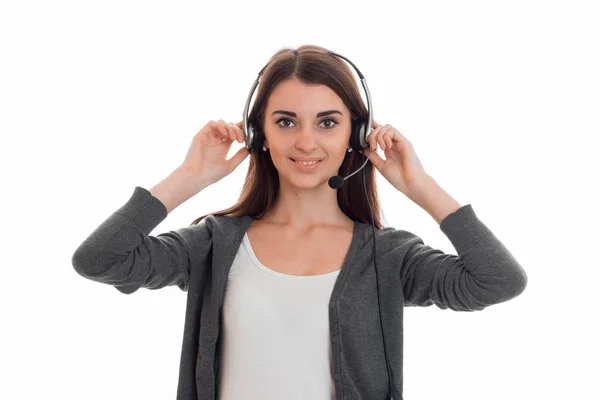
[[241, 49, 394, 400]]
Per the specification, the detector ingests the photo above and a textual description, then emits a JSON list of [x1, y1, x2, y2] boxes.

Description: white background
[[1, 0, 598, 399]]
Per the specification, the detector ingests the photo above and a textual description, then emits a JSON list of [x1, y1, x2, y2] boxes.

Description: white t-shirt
[[217, 232, 340, 400]]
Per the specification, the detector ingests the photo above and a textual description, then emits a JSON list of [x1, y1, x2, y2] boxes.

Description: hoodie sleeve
[[380, 204, 527, 311], [71, 186, 213, 295]]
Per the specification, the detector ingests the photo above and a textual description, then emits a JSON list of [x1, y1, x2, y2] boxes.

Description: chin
[[290, 176, 331, 190]]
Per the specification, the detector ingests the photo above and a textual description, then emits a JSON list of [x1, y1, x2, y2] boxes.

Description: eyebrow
[[271, 110, 343, 118]]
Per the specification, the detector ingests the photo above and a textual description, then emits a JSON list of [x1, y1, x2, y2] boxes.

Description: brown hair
[[190, 44, 383, 229]]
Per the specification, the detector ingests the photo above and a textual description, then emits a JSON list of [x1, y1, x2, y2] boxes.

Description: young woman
[[72, 45, 527, 400]]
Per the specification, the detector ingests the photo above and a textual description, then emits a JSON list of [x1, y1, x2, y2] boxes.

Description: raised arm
[[71, 183, 213, 294], [71, 119, 251, 294], [379, 204, 527, 311]]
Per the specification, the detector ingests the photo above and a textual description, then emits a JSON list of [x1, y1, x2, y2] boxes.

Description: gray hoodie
[[71, 186, 527, 400]]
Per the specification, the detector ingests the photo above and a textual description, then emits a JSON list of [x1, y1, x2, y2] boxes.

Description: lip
[[289, 157, 323, 171], [290, 157, 323, 162]]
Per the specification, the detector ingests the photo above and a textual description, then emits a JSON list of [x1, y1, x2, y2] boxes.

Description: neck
[[261, 179, 351, 230]]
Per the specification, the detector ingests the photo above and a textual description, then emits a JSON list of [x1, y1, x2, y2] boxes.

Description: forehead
[[266, 78, 349, 115]]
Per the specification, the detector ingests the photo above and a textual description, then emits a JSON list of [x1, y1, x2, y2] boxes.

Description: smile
[[289, 158, 323, 170]]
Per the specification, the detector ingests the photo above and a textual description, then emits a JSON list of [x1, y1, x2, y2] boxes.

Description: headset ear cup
[[246, 124, 254, 152], [359, 122, 368, 149], [251, 124, 264, 153], [350, 118, 367, 150], [349, 118, 358, 149], [246, 121, 260, 153], [358, 123, 366, 149], [249, 124, 256, 153], [245, 124, 252, 152]]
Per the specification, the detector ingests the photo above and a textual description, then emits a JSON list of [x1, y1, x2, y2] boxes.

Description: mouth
[[289, 158, 323, 165], [289, 157, 323, 170]]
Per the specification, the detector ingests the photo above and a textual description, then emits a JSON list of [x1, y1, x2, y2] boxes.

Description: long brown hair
[[190, 45, 383, 229]]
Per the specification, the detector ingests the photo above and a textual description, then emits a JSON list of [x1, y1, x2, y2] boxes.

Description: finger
[[385, 133, 393, 149], [369, 126, 382, 151], [370, 122, 390, 151], [217, 122, 230, 142], [225, 121, 237, 142], [382, 129, 394, 149], [219, 119, 235, 142], [237, 122, 245, 143], [367, 148, 384, 171], [229, 122, 243, 143], [378, 125, 392, 151], [208, 120, 227, 141], [223, 120, 235, 142], [226, 146, 250, 173], [235, 121, 246, 142]]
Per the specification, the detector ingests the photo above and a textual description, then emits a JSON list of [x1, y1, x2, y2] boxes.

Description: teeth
[[295, 160, 318, 165]]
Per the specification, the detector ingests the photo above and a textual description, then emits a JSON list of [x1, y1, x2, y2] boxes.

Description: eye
[[321, 118, 339, 129], [276, 117, 295, 128], [275, 117, 339, 130]]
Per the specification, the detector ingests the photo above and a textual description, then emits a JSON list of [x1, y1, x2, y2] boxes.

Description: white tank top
[[217, 232, 340, 400]]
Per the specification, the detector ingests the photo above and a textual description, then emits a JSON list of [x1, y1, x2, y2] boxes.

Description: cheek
[[269, 152, 292, 173]]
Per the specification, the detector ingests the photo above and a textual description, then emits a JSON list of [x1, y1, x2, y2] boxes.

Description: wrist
[[408, 175, 462, 225], [175, 166, 211, 192]]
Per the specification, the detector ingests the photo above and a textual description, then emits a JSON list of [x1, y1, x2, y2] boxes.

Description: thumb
[[227, 146, 250, 173]]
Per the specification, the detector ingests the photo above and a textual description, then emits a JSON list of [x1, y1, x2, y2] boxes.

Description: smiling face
[[262, 78, 352, 190]]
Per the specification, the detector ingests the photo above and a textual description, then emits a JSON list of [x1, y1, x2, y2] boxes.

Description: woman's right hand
[[180, 119, 250, 188]]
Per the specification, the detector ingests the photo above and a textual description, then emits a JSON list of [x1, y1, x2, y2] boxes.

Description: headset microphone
[[328, 176, 344, 190], [328, 155, 371, 189]]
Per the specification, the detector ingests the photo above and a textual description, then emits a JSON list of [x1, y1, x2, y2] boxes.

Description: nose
[[294, 128, 319, 152]]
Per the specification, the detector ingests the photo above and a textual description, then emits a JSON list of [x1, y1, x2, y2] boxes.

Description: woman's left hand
[[360, 121, 430, 197]]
